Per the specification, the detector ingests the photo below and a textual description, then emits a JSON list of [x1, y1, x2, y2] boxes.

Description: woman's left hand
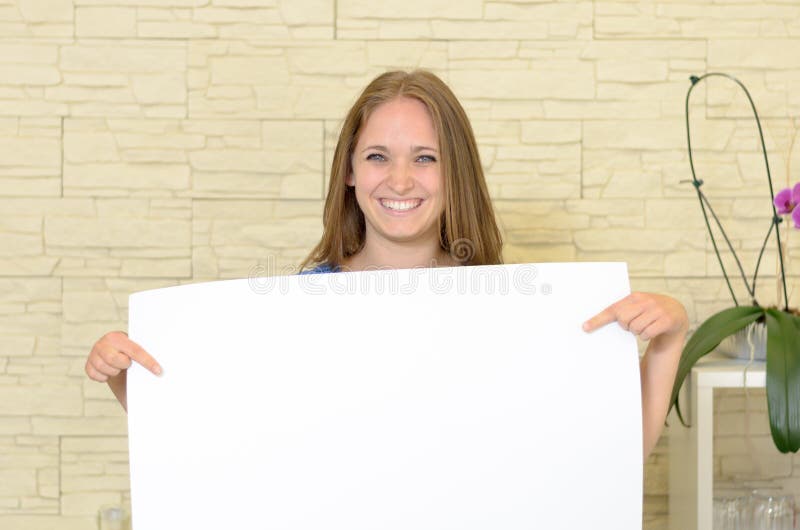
[[582, 291, 688, 343], [583, 291, 689, 460]]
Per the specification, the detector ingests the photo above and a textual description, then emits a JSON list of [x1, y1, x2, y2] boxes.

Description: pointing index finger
[[120, 337, 162, 376], [582, 304, 619, 332]]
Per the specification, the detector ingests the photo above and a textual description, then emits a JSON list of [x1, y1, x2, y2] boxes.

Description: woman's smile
[[379, 198, 424, 213]]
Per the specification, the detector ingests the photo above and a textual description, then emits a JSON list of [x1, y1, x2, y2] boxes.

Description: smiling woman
[[299, 70, 504, 272]]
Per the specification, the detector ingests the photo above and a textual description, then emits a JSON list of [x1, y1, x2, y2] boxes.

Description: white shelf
[[668, 353, 766, 530]]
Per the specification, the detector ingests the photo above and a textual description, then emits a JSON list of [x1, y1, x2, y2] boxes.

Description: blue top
[[298, 263, 339, 275]]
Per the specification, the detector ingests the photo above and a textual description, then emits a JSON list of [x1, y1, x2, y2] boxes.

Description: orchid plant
[[668, 73, 800, 454]]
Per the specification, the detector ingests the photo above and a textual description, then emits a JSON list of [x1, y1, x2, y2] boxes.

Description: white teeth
[[381, 199, 421, 211]]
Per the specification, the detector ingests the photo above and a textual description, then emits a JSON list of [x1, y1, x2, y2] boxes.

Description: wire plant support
[[684, 72, 790, 312]]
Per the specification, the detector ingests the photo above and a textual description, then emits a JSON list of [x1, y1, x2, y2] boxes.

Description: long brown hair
[[300, 70, 503, 270]]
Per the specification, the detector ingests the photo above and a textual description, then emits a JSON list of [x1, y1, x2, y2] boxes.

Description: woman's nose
[[387, 161, 414, 193]]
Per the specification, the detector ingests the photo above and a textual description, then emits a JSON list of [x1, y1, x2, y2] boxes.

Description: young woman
[[85, 70, 688, 460]]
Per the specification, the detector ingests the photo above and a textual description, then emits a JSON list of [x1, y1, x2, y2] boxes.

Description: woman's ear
[[345, 172, 354, 186]]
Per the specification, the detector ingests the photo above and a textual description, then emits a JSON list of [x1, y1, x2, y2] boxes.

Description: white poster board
[[127, 262, 642, 530]]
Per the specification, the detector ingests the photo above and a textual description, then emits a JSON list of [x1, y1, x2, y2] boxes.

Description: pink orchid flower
[[774, 182, 800, 227], [775, 187, 795, 214]]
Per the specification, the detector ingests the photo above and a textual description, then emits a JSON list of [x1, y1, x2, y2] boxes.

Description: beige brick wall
[[3, 1, 800, 529]]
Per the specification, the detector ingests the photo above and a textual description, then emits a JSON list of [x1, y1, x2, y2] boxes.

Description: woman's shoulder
[[298, 263, 340, 275]]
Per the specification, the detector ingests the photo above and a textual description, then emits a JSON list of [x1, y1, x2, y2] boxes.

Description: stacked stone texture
[[2, 1, 800, 529]]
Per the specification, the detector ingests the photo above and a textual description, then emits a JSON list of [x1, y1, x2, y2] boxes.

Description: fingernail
[[582, 321, 589, 331], [153, 365, 163, 376]]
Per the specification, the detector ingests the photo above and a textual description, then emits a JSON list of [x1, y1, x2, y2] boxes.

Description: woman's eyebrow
[[360, 145, 389, 153], [359, 145, 439, 153]]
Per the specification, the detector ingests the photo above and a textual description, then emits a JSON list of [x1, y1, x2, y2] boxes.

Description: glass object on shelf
[[712, 490, 795, 530], [745, 491, 794, 530], [713, 495, 744, 529]]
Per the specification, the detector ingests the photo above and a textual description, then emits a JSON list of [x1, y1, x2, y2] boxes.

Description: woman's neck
[[341, 237, 458, 271]]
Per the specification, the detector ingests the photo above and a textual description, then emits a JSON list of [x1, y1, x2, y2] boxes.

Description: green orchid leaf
[[669, 305, 764, 425], [764, 309, 800, 453], [674, 395, 686, 426]]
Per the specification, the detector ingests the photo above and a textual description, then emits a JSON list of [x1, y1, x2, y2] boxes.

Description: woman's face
[[347, 97, 444, 249]]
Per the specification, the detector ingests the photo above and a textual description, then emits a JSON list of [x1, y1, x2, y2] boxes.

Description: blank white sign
[[127, 262, 642, 530]]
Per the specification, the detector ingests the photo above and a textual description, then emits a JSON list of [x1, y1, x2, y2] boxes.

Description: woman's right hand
[[85, 331, 162, 382], [85, 331, 162, 411]]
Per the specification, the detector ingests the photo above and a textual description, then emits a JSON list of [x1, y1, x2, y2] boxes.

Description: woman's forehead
[[357, 97, 438, 144]]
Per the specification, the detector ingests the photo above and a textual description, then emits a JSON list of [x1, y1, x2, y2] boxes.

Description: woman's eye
[[366, 153, 386, 162], [417, 155, 437, 163]]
